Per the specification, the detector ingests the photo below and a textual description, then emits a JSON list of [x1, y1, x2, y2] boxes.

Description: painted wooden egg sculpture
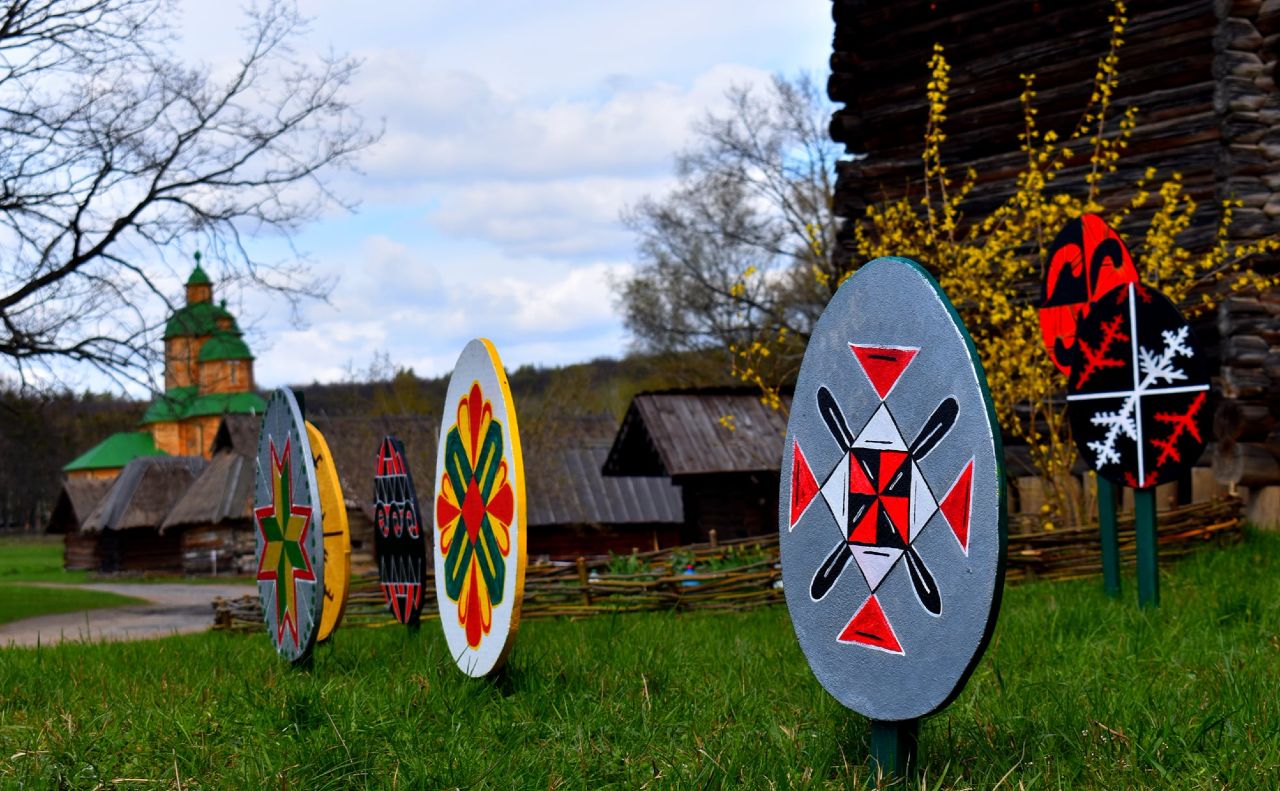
[[780, 257, 1006, 721], [254, 387, 324, 663], [307, 421, 351, 643], [374, 435, 429, 627], [433, 339, 527, 677], [1067, 282, 1210, 489], [1039, 214, 1139, 377]]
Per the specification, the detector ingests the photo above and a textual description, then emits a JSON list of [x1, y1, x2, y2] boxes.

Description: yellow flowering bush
[[735, 0, 1280, 523]]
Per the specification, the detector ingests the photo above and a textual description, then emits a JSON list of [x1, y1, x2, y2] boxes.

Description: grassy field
[[1, 532, 1278, 789], [0, 537, 144, 624], [0, 536, 88, 584], [0, 583, 144, 626], [0, 534, 254, 588]]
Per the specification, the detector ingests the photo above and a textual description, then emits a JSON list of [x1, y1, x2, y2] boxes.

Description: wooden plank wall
[[829, 0, 1280, 497], [679, 473, 780, 543]]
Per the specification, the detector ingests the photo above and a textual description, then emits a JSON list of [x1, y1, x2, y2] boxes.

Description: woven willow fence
[[213, 496, 1244, 631]]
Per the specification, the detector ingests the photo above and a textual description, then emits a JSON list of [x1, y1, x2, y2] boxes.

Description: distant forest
[[0, 351, 732, 532]]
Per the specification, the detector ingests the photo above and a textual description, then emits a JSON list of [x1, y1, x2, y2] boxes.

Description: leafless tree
[[617, 73, 840, 369], [0, 0, 377, 389]]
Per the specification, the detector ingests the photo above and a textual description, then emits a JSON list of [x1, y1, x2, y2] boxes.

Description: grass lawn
[[0, 583, 145, 626], [1, 531, 1278, 788], [0, 536, 87, 584], [0, 534, 254, 586]]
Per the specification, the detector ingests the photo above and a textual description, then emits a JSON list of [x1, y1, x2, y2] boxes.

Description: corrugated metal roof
[[526, 445, 683, 526], [603, 388, 792, 478], [81, 456, 207, 533]]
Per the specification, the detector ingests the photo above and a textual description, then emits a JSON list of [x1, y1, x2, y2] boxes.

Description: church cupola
[[186, 251, 213, 305]]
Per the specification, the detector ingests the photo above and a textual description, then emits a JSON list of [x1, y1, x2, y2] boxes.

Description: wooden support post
[[869, 719, 918, 780], [1096, 475, 1121, 599], [576, 556, 592, 607], [709, 528, 718, 548], [1134, 488, 1159, 608]]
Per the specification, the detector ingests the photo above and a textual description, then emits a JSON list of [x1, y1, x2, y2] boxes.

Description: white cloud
[[355, 59, 769, 184], [68, 1, 834, 395], [428, 177, 669, 257], [500, 261, 629, 333]]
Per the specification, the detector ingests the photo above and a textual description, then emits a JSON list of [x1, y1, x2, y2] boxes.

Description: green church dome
[[198, 331, 254, 362], [164, 301, 237, 339], [186, 264, 212, 286]]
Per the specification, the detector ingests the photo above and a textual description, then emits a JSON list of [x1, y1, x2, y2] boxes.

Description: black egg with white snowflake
[[1067, 282, 1210, 489]]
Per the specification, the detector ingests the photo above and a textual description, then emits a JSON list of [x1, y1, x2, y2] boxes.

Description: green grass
[[2, 533, 1279, 788], [0, 536, 87, 583], [0, 583, 145, 626], [0, 535, 254, 586]]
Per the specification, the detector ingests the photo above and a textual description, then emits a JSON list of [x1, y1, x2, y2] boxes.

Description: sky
[[163, 1, 834, 390]]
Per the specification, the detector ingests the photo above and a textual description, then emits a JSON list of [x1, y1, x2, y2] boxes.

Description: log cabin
[[828, 0, 1280, 524], [603, 389, 792, 543]]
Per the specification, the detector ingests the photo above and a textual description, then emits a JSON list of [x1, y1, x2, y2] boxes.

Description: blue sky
[[170, 1, 833, 389]]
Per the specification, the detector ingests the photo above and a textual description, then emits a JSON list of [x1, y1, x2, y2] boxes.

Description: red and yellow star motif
[[254, 437, 316, 647]]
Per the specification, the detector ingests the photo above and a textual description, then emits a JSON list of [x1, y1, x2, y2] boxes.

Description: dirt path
[[0, 583, 254, 648]]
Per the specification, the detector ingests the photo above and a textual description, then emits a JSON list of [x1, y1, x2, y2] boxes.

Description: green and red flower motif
[[254, 438, 315, 647], [435, 382, 515, 648]]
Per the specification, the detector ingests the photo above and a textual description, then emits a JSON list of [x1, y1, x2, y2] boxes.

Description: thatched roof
[[161, 451, 252, 532], [211, 413, 260, 456], [177, 409, 684, 532], [80, 456, 207, 533], [45, 477, 114, 534]]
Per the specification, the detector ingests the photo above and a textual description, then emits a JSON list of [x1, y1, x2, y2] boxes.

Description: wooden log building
[[45, 477, 114, 571], [160, 415, 259, 575], [828, 0, 1280, 524], [603, 389, 791, 543], [78, 456, 208, 573], [526, 443, 684, 560]]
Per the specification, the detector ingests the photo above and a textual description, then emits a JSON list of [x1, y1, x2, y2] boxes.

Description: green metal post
[[1134, 488, 1159, 608], [869, 719, 918, 780], [1096, 476, 1121, 599]]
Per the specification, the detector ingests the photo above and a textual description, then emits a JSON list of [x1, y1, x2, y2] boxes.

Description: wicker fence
[[213, 497, 1245, 632]]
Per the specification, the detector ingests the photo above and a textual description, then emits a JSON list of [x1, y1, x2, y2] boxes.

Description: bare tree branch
[[0, 0, 377, 390], [617, 73, 839, 364]]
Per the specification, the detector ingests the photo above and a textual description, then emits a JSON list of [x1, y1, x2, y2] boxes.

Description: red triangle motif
[[940, 459, 975, 553], [850, 345, 919, 399], [848, 453, 875, 495], [789, 440, 820, 529], [849, 501, 879, 544], [838, 594, 904, 654], [877, 451, 908, 492], [881, 496, 909, 542], [382, 583, 402, 622]]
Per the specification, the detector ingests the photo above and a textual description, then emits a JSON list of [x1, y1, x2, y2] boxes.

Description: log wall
[[830, 0, 1280, 497], [179, 524, 256, 576]]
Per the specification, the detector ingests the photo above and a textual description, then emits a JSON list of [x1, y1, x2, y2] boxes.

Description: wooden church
[[51, 257, 266, 571]]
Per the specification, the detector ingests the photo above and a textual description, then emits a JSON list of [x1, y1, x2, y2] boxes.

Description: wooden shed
[[79, 456, 208, 573], [527, 442, 684, 560], [160, 414, 258, 575], [47, 477, 114, 570], [603, 388, 792, 543], [828, 0, 1280, 522]]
